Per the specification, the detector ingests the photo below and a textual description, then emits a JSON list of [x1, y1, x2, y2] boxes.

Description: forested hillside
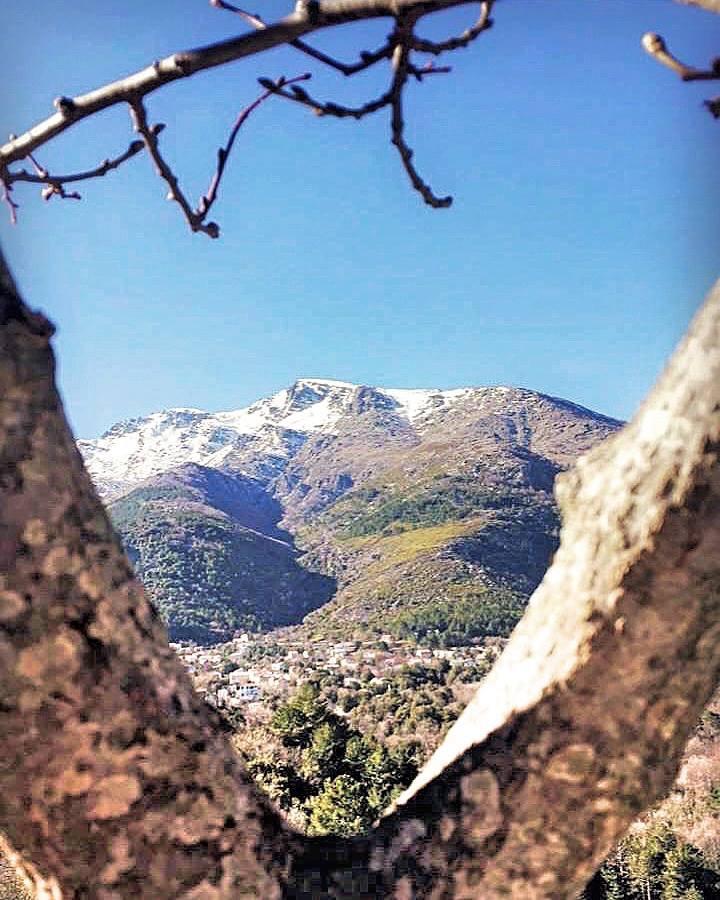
[[84, 379, 623, 642]]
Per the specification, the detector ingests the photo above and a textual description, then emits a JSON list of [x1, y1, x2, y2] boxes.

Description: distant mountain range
[[80, 379, 622, 644]]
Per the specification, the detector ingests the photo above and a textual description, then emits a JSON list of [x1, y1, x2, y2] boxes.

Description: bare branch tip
[[642, 32, 666, 55]]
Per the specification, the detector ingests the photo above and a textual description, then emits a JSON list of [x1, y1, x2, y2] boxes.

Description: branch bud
[[53, 96, 76, 117], [642, 32, 666, 56]]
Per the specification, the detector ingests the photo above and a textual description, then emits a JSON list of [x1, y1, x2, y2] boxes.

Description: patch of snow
[[81, 379, 582, 500], [297, 377, 357, 389], [282, 394, 346, 432], [381, 387, 477, 422]]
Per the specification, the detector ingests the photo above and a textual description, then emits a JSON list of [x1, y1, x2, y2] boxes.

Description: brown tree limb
[[388, 34, 453, 207], [210, 0, 396, 76], [1, 248, 720, 897], [642, 32, 720, 81], [675, 0, 720, 12], [128, 101, 222, 238], [4, 140, 145, 189], [410, 0, 493, 55], [0, 0, 477, 171], [0, 140, 147, 221], [198, 73, 311, 219]]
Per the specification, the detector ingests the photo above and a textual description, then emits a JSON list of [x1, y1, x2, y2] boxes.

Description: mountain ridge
[[81, 379, 622, 643], [81, 379, 621, 501]]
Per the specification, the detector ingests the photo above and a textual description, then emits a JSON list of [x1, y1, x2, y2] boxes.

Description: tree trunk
[[1, 245, 719, 898]]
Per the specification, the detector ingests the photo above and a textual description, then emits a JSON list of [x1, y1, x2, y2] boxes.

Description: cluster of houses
[[172, 632, 500, 713]]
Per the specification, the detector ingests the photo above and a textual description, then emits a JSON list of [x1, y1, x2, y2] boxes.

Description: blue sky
[[1, 0, 718, 437]]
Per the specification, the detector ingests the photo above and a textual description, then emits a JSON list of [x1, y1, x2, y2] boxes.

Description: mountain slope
[[110, 464, 335, 643], [84, 380, 622, 643]]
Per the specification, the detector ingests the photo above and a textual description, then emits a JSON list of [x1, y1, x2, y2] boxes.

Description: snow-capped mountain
[[80, 378, 575, 500], [86, 378, 622, 643]]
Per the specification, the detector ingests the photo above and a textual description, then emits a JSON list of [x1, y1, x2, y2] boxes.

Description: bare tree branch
[[211, 0, 396, 75], [198, 73, 311, 220], [411, 0, 493, 55], [128, 74, 309, 237], [389, 30, 453, 207], [128, 101, 220, 237], [0, 139, 147, 221], [6, 141, 145, 189], [1, 184, 18, 225], [0, 0, 477, 170], [0, 0, 496, 232], [675, 0, 720, 12], [265, 77, 393, 118], [267, 56, 453, 205], [642, 32, 720, 81], [642, 30, 720, 120]]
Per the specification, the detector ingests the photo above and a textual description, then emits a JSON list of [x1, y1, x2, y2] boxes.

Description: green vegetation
[[343, 520, 476, 564], [582, 819, 720, 899], [112, 502, 334, 644], [324, 475, 512, 539], [235, 683, 419, 835], [385, 589, 526, 646], [231, 662, 720, 900]]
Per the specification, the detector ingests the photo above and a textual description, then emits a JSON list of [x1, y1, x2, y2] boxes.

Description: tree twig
[[389, 32, 452, 207], [0, 180, 19, 225], [198, 73, 311, 218], [210, 0, 395, 75], [642, 32, 720, 81], [0, 0, 475, 169], [266, 15, 454, 206], [129, 101, 221, 238], [411, 0, 493, 55], [130, 75, 310, 237], [264, 78, 394, 118], [4, 139, 146, 191]]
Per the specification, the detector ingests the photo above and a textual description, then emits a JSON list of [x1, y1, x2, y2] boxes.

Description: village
[[172, 633, 501, 713]]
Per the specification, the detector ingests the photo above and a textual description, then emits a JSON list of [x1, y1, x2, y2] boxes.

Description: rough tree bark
[[1, 245, 719, 898]]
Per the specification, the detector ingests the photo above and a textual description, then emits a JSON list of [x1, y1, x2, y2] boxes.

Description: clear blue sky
[[1, 0, 718, 438]]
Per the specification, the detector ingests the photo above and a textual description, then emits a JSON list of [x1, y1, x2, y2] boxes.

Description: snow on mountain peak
[[296, 377, 357, 389], [79, 380, 577, 500]]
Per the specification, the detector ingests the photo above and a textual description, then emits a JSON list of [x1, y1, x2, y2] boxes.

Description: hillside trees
[[1, 0, 720, 897], [237, 683, 420, 835]]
